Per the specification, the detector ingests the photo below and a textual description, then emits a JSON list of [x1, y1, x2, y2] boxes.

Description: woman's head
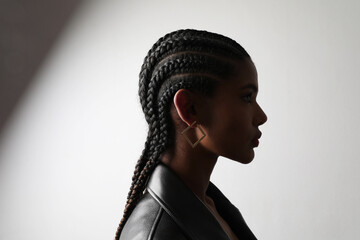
[[191, 59, 267, 164], [115, 29, 266, 239]]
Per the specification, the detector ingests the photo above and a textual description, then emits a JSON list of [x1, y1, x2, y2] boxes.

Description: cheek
[[227, 111, 253, 141], [201, 107, 231, 148], [212, 110, 241, 142], [203, 100, 252, 141]]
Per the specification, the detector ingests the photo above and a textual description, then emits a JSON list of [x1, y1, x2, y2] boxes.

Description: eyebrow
[[240, 83, 258, 93]]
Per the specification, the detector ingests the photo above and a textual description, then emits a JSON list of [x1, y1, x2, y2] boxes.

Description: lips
[[255, 131, 262, 140], [251, 131, 262, 147], [252, 138, 259, 147]]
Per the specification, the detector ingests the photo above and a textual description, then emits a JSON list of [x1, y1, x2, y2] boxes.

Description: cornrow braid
[[115, 29, 251, 240], [139, 30, 249, 123]]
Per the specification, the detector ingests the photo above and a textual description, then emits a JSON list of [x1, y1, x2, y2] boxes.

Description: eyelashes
[[243, 92, 253, 103]]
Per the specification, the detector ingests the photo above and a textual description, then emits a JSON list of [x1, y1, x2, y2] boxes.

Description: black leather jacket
[[120, 163, 257, 240]]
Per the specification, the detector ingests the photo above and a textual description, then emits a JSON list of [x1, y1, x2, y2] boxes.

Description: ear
[[173, 89, 197, 127]]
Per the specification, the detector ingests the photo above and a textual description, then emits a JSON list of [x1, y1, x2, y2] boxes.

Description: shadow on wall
[[0, 0, 83, 137]]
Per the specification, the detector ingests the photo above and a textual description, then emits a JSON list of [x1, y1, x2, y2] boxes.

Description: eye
[[243, 93, 253, 103]]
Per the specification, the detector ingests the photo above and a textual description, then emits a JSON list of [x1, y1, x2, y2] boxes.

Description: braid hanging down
[[115, 29, 251, 240]]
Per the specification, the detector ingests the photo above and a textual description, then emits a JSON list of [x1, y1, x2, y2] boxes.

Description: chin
[[238, 150, 255, 164], [229, 152, 254, 164], [223, 148, 255, 164], [242, 158, 254, 164]]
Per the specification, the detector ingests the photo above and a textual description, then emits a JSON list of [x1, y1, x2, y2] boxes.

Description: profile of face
[[197, 59, 268, 164]]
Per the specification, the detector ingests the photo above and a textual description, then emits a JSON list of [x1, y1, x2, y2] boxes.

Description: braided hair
[[115, 29, 251, 239]]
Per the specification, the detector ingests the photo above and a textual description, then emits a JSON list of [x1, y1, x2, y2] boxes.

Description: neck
[[160, 143, 218, 203]]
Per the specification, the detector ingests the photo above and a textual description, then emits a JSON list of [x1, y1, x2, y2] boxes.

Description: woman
[[115, 29, 267, 240]]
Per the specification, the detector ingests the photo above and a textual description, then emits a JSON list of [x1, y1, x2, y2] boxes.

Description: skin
[[159, 59, 267, 240]]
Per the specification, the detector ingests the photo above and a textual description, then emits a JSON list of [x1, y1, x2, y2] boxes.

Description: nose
[[255, 102, 267, 126]]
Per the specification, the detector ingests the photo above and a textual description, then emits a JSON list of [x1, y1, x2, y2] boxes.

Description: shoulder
[[120, 191, 189, 240]]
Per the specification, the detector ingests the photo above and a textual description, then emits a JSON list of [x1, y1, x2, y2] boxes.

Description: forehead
[[222, 59, 258, 91]]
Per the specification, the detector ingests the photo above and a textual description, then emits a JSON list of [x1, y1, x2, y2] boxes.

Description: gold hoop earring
[[181, 120, 206, 148]]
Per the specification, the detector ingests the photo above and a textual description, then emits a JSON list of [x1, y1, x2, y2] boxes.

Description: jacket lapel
[[147, 163, 230, 240], [206, 182, 258, 240]]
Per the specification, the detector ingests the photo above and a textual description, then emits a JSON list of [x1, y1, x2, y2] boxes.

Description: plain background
[[1, 0, 359, 239]]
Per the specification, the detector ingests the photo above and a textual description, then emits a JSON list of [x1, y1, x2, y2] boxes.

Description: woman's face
[[200, 59, 267, 164]]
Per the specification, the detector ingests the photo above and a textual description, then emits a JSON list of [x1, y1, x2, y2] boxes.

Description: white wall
[[1, 0, 359, 239]]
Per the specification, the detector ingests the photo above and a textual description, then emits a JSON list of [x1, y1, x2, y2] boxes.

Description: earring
[[181, 120, 206, 148]]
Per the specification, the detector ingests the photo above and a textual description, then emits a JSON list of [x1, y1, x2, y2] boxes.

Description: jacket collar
[[146, 162, 230, 240]]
